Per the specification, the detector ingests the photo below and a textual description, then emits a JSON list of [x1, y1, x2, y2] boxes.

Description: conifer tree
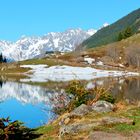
[[0, 53, 7, 63], [118, 27, 132, 41], [123, 27, 132, 39], [0, 53, 3, 63]]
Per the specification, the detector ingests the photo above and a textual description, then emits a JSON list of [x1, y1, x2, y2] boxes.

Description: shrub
[[66, 81, 91, 110], [89, 87, 115, 105], [99, 92, 115, 104], [65, 81, 115, 111], [0, 117, 24, 140], [0, 117, 40, 140]]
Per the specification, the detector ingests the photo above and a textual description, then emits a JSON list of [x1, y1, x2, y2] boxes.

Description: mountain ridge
[[0, 28, 97, 61], [81, 8, 140, 49]]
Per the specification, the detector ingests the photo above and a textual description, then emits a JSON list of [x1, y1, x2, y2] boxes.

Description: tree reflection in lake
[[0, 80, 3, 87], [86, 77, 140, 104]]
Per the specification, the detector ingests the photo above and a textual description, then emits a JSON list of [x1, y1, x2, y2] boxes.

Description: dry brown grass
[[115, 101, 128, 110], [0, 63, 30, 73]]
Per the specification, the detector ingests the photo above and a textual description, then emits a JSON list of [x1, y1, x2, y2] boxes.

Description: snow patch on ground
[[84, 57, 95, 64], [96, 61, 104, 66], [20, 65, 139, 82]]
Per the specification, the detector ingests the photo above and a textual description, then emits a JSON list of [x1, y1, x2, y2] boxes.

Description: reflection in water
[[112, 78, 140, 103], [0, 81, 70, 128], [0, 77, 140, 128], [0, 80, 3, 87], [86, 77, 140, 103]]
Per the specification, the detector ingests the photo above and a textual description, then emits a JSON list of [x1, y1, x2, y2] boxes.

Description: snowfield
[[20, 65, 139, 82]]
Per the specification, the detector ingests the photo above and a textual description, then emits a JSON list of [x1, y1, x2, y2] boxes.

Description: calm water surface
[[0, 81, 68, 128], [0, 77, 140, 128]]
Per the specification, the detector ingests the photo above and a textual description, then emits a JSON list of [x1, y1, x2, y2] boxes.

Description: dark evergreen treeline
[[0, 53, 7, 63], [118, 27, 132, 41]]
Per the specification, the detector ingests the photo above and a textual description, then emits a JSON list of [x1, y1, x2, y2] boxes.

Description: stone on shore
[[92, 100, 114, 113]]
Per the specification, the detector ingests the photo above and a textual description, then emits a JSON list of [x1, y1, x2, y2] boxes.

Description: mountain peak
[[87, 29, 97, 35], [103, 23, 109, 28], [0, 28, 96, 61]]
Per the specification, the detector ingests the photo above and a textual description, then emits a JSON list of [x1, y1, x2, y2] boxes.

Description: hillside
[[80, 33, 140, 69], [81, 8, 140, 49]]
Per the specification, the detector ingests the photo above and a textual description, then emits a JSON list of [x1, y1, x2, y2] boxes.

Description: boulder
[[59, 122, 100, 136], [70, 104, 92, 117], [59, 123, 84, 136], [59, 104, 92, 126], [92, 100, 114, 113]]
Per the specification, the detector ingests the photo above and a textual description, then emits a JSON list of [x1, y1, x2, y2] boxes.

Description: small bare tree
[[106, 45, 120, 62], [125, 44, 140, 68]]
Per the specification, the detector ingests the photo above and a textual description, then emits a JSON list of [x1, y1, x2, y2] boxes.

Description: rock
[[59, 104, 92, 126], [89, 131, 128, 140], [92, 100, 114, 113], [70, 104, 92, 117], [59, 116, 133, 136], [59, 123, 82, 136], [64, 117, 71, 125], [101, 117, 133, 125], [59, 114, 70, 126], [59, 122, 100, 136]]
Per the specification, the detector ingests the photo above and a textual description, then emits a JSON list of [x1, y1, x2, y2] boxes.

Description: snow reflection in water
[[0, 81, 69, 128]]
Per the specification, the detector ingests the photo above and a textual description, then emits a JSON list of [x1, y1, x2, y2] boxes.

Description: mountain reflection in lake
[[0, 77, 140, 128], [0, 81, 70, 128]]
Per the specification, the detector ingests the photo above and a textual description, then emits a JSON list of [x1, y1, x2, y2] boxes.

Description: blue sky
[[0, 0, 140, 41]]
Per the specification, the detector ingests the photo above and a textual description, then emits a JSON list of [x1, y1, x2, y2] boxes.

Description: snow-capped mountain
[[0, 28, 97, 61]]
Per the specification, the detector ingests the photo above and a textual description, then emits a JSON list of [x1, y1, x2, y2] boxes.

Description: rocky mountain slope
[[0, 28, 96, 61]]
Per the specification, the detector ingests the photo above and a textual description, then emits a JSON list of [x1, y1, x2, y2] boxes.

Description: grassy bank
[[32, 81, 140, 139], [34, 105, 140, 140]]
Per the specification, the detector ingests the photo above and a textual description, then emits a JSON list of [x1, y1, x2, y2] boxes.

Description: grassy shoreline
[[34, 104, 140, 139]]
